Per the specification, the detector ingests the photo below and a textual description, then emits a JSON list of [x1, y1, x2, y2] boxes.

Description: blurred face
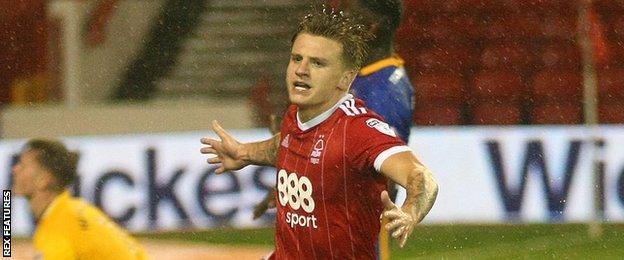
[[286, 33, 356, 118], [12, 150, 47, 197]]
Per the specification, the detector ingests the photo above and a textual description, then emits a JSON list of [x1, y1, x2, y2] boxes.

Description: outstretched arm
[[200, 120, 281, 174], [378, 151, 438, 248]]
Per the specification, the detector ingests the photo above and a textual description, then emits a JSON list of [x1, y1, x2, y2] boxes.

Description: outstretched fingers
[[385, 218, 403, 231], [211, 120, 234, 141], [380, 190, 417, 248], [200, 146, 217, 154], [392, 226, 405, 238], [207, 156, 221, 164], [214, 167, 223, 174], [399, 225, 414, 248], [200, 137, 214, 145]]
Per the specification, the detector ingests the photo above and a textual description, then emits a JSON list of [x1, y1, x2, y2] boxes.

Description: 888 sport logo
[[277, 169, 318, 228]]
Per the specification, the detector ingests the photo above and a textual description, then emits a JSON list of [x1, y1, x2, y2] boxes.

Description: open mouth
[[293, 81, 311, 91]]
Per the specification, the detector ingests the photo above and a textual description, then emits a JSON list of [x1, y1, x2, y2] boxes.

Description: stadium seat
[[472, 102, 522, 125], [413, 73, 465, 102], [473, 70, 524, 99], [599, 102, 624, 124], [482, 14, 541, 42], [415, 44, 476, 72], [531, 70, 582, 102], [595, 0, 624, 19], [597, 68, 624, 123], [413, 0, 498, 15], [480, 43, 535, 70], [603, 42, 624, 68], [530, 70, 582, 124], [420, 17, 460, 43], [532, 102, 582, 124], [471, 70, 525, 125], [540, 16, 577, 40], [609, 15, 624, 39], [402, 0, 438, 15], [539, 41, 581, 69], [441, 0, 496, 13], [414, 104, 463, 126], [419, 15, 480, 43], [513, 0, 573, 12], [598, 68, 624, 98]]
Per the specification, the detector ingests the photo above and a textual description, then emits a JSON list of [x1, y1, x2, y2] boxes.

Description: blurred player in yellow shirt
[[12, 139, 146, 260]]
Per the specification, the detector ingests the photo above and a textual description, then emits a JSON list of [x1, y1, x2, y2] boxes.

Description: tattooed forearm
[[402, 167, 438, 222], [402, 169, 424, 212], [244, 133, 281, 166]]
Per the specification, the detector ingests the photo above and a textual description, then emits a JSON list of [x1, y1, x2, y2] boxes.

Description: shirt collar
[[359, 55, 405, 76], [297, 94, 352, 131], [39, 190, 70, 221]]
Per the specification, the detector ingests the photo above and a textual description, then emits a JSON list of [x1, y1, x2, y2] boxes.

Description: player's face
[[286, 33, 356, 118], [12, 150, 46, 197]]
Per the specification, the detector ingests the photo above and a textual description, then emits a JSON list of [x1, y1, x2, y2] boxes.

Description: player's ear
[[338, 69, 357, 91], [34, 171, 51, 191]]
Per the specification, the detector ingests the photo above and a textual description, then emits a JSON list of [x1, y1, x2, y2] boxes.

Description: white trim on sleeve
[[373, 145, 412, 172]]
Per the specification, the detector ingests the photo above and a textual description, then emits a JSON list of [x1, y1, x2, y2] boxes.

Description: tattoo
[[403, 170, 424, 216], [403, 168, 438, 222], [248, 133, 281, 166], [263, 133, 280, 165]]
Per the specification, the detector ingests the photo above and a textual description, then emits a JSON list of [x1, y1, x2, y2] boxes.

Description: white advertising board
[[2, 126, 623, 235]]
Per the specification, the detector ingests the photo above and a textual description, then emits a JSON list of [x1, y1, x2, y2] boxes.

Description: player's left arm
[[378, 151, 438, 248]]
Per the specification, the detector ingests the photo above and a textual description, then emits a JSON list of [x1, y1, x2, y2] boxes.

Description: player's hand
[[200, 120, 248, 174], [252, 187, 277, 220], [380, 190, 418, 248]]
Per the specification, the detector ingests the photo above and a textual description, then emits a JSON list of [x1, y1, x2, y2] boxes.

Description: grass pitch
[[138, 223, 624, 259]]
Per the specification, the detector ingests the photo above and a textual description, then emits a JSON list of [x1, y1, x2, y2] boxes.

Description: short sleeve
[[345, 116, 411, 173]]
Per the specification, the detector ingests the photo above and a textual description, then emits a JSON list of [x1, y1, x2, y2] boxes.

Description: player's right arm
[[200, 120, 280, 174]]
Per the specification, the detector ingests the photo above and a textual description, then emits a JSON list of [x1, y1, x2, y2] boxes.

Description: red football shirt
[[271, 94, 411, 259]]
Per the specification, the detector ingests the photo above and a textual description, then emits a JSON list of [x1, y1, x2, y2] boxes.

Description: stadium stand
[[397, 0, 624, 125], [413, 72, 465, 125], [530, 70, 583, 124], [472, 70, 524, 124], [1, 0, 623, 126]]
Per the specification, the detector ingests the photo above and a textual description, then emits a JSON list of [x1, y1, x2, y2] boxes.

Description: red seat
[[473, 70, 524, 99], [413, 0, 498, 15], [603, 42, 624, 67], [414, 73, 465, 101], [482, 14, 541, 41], [539, 41, 581, 69], [420, 15, 480, 43], [532, 103, 582, 124], [599, 102, 624, 124], [415, 44, 476, 72], [480, 43, 535, 70], [420, 17, 459, 43], [609, 16, 624, 39], [403, 0, 439, 15], [414, 104, 463, 125], [598, 68, 624, 97], [473, 102, 522, 125], [511, 0, 574, 13], [531, 70, 582, 102], [442, 0, 498, 13], [596, 0, 624, 20], [540, 16, 577, 40], [530, 69, 583, 124]]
